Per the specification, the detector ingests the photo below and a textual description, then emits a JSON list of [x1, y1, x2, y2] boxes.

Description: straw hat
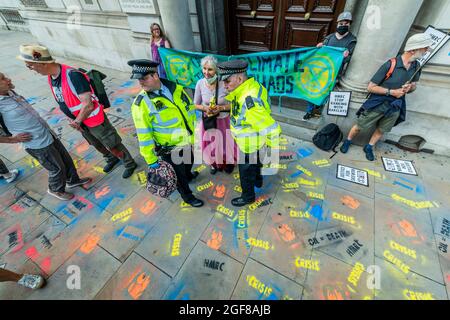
[[16, 44, 55, 63]]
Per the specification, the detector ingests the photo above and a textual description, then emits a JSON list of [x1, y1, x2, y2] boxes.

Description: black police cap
[[217, 60, 249, 80], [127, 59, 159, 79]]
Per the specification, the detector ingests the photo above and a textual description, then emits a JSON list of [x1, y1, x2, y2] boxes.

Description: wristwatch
[[386, 89, 391, 96]]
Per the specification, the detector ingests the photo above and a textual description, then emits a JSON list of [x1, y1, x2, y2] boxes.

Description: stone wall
[[1, 0, 202, 72]]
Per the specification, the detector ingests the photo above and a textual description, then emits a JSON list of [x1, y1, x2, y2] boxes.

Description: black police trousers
[[239, 151, 263, 201], [161, 145, 196, 202]]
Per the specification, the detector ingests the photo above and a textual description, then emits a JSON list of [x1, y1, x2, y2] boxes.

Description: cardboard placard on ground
[[336, 165, 369, 187], [382, 157, 418, 176]]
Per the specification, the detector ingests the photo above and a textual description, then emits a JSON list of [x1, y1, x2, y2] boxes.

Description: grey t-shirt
[[324, 32, 357, 64], [0, 91, 54, 150], [370, 55, 421, 89]]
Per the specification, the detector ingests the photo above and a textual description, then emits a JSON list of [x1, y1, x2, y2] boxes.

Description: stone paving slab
[[163, 241, 243, 300], [374, 193, 444, 284], [135, 202, 215, 277], [200, 195, 272, 264], [302, 251, 374, 300], [0, 188, 26, 212], [95, 252, 171, 300], [316, 185, 375, 268], [374, 257, 448, 300], [27, 246, 121, 300], [249, 189, 318, 286], [96, 190, 172, 262], [231, 258, 303, 300]]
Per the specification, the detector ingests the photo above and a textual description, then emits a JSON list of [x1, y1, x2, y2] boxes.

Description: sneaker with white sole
[[66, 177, 92, 189], [4, 169, 20, 184], [18, 274, 45, 290], [47, 189, 74, 201]]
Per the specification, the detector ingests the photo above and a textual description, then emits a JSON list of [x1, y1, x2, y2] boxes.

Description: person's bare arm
[[0, 133, 32, 144], [69, 92, 96, 131], [165, 40, 171, 49], [367, 82, 405, 99]]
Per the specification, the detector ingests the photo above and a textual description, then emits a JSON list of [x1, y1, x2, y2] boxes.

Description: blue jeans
[[306, 96, 330, 114]]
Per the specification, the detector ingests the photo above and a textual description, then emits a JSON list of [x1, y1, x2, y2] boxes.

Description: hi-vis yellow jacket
[[131, 80, 196, 165], [226, 77, 281, 154]]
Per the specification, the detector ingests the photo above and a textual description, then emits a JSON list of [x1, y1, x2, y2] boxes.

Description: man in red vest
[[18, 45, 137, 179]]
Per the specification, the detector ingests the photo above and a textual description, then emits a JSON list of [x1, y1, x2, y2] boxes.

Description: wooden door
[[227, 0, 347, 54], [227, 0, 281, 54], [278, 0, 347, 50]]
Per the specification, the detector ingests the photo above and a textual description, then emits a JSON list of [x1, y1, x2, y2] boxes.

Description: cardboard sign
[[382, 158, 418, 176], [336, 165, 369, 187], [303, 227, 350, 249], [417, 25, 450, 66], [327, 91, 351, 117]]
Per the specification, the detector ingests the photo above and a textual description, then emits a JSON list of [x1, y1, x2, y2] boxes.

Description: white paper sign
[[327, 91, 351, 117], [336, 165, 369, 187], [382, 158, 417, 176], [417, 26, 450, 66]]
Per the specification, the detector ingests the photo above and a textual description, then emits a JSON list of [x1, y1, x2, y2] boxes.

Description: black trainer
[[103, 158, 120, 173]]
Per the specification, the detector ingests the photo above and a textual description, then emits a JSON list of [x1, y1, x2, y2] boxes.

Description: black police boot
[[122, 163, 138, 179], [103, 158, 120, 173], [232, 197, 256, 207], [186, 197, 204, 208], [188, 171, 200, 182]]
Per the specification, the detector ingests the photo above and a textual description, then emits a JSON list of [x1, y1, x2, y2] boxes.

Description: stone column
[[157, 0, 195, 51], [344, 0, 369, 36], [340, 0, 424, 98]]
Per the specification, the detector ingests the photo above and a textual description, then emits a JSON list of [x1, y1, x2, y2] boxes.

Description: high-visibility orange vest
[[47, 64, 104, 127]]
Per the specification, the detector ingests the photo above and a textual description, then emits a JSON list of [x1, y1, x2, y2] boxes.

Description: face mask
[[206, 74, 218, 85], [337, 25, 349, 35]]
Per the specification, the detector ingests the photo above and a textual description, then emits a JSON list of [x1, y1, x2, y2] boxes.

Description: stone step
[[270, 97, 323, 142]]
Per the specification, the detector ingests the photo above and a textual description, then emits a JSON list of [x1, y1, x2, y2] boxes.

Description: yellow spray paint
[[246, 275, 273, 297], [389, 240, 417, 259], [111, 208, 133, 223], [171, 233, 183, 257], [295, 257, 320, 271]]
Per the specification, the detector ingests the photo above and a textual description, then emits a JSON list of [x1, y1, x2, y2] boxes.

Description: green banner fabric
[[159, 47, 345, 106]]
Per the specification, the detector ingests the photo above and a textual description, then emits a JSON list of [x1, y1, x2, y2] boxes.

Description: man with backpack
[[340, 33, 433, 161], [18, 45, 137, 178]]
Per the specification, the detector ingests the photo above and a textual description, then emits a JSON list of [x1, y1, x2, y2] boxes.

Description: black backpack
[[78, 68, 111, 109], [313, 123, 343, 158]]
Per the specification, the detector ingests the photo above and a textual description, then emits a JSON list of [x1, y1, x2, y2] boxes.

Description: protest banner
[[159, 46, 345, 106]]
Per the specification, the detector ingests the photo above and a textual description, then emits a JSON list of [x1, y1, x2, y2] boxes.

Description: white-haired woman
[[194, 55, 237, 175]]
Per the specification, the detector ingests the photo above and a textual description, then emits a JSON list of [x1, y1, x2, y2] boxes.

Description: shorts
[[356, 103, 400, 133]]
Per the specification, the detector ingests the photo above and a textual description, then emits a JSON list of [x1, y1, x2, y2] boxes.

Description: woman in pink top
[[150, 23, 171, 79], [194, 56, 237, 175]]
